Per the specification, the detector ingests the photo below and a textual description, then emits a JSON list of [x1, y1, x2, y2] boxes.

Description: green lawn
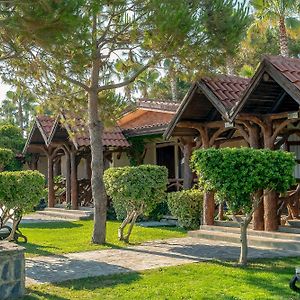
[[20, 220, 186, 257], [25, 257, 300, 299]]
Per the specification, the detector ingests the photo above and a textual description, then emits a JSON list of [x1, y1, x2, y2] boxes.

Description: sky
[[0, 82, 11, 102]]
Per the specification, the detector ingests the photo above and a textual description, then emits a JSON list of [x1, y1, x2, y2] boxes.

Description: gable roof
[[164, 75, 248, 139], [230, 55, 300, 120], [58, 115, 130, 149]]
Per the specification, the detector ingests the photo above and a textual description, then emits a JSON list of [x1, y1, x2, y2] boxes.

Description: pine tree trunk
[[279, 16, 289, 57], [169, 64, 178, 102], [18, 99, 24, 137], [88, 89, 107, 244]]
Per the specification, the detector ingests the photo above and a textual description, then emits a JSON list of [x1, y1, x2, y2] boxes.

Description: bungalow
[[165, 55, 300, 232]]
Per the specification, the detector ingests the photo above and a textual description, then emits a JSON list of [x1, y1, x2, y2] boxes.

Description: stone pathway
[[25, 237, 299, 285]]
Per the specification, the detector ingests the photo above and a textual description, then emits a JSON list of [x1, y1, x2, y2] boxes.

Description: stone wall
[[0, 242, 25, 300]]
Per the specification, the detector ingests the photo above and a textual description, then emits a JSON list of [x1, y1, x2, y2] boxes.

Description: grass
[[25, 257, 300, 299], [20, 220, 186, 257]]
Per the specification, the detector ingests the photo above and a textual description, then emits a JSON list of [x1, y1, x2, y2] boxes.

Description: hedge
[[0, 148, 14, 171], [167, 189, 203, 229]]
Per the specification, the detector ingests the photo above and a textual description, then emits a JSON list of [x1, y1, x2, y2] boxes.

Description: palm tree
[[250, 0, 300, 57]]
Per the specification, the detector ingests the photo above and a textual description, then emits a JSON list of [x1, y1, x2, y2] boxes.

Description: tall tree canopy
[[0, 0, 250, 244], [250, 0, 300, 57]]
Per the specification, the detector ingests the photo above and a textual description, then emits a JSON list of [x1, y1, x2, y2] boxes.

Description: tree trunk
[[239, 221, 248, 266], [279, 16, 289, 57], [118, 211, 135, 241], [203, 191, 215, 225], [17, 99, 24, 137], [88, 89, 107, 244], [218, 202, 224, 221], [169, 63, 178, 102]]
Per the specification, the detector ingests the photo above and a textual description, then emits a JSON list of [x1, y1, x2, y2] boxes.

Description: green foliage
[[167, 189, 203, 229], [127, 135, 161, 166], [0, 170, 45, 214], [0, 148, 14, 171], [104, 165, 168, 220], [0, 123, 25, 170], [191, 148, 295, 213]]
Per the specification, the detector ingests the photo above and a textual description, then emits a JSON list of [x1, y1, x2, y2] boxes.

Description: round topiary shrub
[[104, 165, 168, 242], [167, 189, 203, 229], [0, 170, 45, 242]]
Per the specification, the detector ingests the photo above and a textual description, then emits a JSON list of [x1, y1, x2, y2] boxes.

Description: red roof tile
[[36, 116, 56, 139], [267, 56, 300, 90], [202, 75, 250, 109], [35, 115, 129, 149], [62, 116, 130, 148]]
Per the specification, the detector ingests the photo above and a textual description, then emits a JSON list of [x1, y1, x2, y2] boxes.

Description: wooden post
[[70, 149, 78, 210], [199, 126, 215, 226], [263, 120, 278, 231], [86, 156, 92, 179], [203, 191, 215, 225], [249, 125, 264, 231], [47, 153, 55, 208], [179, 138, 194, 190], [65, 150, 71, 205]]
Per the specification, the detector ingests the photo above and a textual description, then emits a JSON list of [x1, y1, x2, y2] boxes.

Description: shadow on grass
[[23, 289, 69, 300], [24, 242, 61, 257], [20, 221, 83, 229]]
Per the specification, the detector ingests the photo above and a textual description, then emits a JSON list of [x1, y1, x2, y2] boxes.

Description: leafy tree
[[191, 148, 295, 265], [0, 0, 249, 244], [250, 0, 300, 56], [0, 148, 14, 171], [0, 123, 25, 171], [0, 87, 37, 136], [104, 165, 168, 242]]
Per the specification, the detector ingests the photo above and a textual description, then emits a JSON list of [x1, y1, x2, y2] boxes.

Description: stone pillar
[[70, 150, 78, 210], [0, 242, 25, 300], [47, 154, 55, 208]]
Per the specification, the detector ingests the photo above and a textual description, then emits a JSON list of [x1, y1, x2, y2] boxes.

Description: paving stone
[[25, 237, 299, 286]]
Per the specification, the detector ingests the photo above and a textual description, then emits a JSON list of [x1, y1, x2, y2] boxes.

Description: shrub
[[104, 165, 168, 242], [0, 148, 14, 171], [191, 148, 295, 265], [167, 189, 203, 229], [0, 170, 45, 241]]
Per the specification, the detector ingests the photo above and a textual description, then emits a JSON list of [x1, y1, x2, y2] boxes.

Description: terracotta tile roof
[[202, 75, 250, 109], [267, 55, 300, 90], [137, 98, 180, 112], [34, 115, 129, 149], [63, 116, 130, 149], [123, 122, 169, 137], [36, 116, 56, 139]]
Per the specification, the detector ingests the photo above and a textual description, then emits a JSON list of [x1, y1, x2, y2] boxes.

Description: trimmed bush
[[104, 165, 168, 242], [0, 148, 14, 171], [190, 147, 295, 265], [0, 170, 45, 241], [167, 189, 203, 229]]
